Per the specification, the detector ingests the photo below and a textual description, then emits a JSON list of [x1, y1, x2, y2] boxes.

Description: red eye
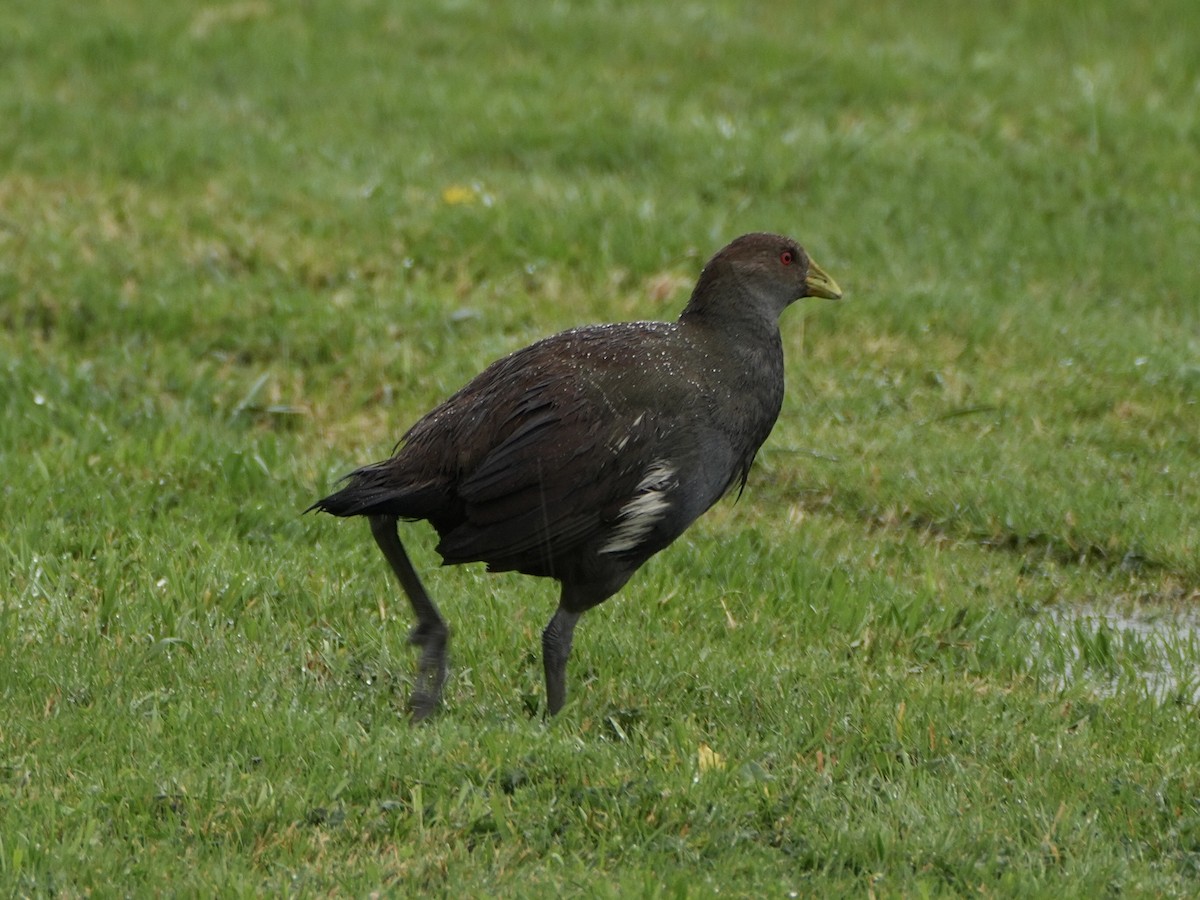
[[780, 250, 794, 266]]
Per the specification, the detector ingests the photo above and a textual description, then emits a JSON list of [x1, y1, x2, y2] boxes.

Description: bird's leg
[[541, 605, 581, 716], [368, 514, 449, 722]]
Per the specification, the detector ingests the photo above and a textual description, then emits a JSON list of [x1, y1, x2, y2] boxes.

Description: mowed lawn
[[2, 0, 1198, 895]]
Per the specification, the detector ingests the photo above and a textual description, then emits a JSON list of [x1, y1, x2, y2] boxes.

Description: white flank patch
[[599, 460, 676, 555]]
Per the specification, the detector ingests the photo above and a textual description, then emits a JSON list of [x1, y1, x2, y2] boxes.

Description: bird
[[309, 232, 842, 720]]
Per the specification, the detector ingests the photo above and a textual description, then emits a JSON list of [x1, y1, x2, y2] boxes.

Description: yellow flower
[[441, 184, 476, 206], [697, 743, 725, 773]]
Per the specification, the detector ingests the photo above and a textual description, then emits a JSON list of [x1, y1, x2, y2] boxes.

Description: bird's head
[[682, 232, 842, 325]]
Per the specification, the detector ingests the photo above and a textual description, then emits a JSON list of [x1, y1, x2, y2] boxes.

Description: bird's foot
[[408, 622, 449, 722]]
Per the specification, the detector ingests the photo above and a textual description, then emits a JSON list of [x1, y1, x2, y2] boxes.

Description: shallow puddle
[[1034, 603, 1200, 703]]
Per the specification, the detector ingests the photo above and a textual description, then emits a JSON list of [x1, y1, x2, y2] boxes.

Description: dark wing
[[434, 374, 659, 572]]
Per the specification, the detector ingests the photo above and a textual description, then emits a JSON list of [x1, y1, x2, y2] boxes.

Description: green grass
[[3, 0, 1199, 894]]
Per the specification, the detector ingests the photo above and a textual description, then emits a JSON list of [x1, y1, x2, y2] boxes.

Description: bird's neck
[[679, 270, 786, 337], [679, 302, 783, 352]]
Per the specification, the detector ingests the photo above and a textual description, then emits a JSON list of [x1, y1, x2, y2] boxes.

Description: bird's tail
[[306, 460, 444, 519]]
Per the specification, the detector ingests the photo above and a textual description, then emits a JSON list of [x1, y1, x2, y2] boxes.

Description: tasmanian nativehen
[[310, 233, 842, 719]]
